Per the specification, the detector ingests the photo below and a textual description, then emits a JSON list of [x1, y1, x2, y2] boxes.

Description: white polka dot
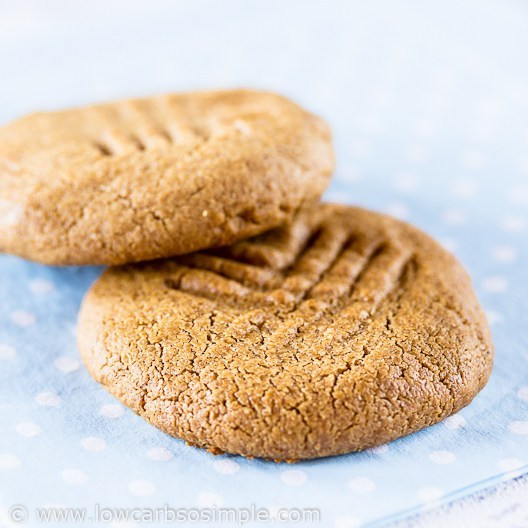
[[340, 167, 362, 183], [373, 88, 390, 106], [444, 414, 466, 430], [434, 67, 456, 89], [146, 448, 173, 461], [335, 515, 362, 528], [212, 458, 240, 475], [492, 245, 517, 263], [197, 491, 224, 507], [451, 180, 477, 198], [280, 469, 307, 486], [348, 477, 376, 494], [429, 450, 456, 464], [418, 487, 444, 502], [508, 421, 528, 435], [384, 202, 409, 220], [498, 458, 524, 472], [10, 310, 36, 327], [482, 276, 508, 293], [29, 279, 55, 294], [15, 422, 41, 437], [462, 150, 485, 170], [53, 356, 80, 373], [405, 144, 428, 164], [61, 468, 87, 485], [501, 215, 525, 233], [475, 97, 503, 119], [100, 404, 124, 418], [35, 391, 61, 407], [439, 237, 457, 252], [129, 480, 155, 496], [517, 387, 528, 401], [81, 437, 107, 452], [470, 123, 493, 143], [485, 309, 502, 326], [412, 119, 436, 139], [368, 444, 389, 455], [0, 454, 21, 469], [394, 172, 419, 193], [350, 139, 372, 159], [0, 343, 16, 360], [509, 185, 528, 206], [520, 156, 528, 173], [442, 209, 466, 226], [361, 115, 384, 134]]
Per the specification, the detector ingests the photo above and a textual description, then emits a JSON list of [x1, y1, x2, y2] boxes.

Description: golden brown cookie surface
[[0, 89, 333, 265], [78, 204, 493, 460]]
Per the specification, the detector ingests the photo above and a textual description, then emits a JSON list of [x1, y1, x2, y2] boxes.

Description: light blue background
[[1, 1, 527, 527]]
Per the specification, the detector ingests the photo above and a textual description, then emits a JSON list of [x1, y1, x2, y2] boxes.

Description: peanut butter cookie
[[0, 90, 333, 265], [78, 204, 493, 460]]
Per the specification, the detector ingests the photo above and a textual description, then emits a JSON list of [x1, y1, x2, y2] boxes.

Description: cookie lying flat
[[78, 204, 493, 460], [0, 90, 333, 265]]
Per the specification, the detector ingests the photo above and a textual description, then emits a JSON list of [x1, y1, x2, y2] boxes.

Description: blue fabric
[[1, 1, 527, 526]]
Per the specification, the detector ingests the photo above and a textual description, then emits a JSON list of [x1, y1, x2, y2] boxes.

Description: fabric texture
[[0, 1, 527, 526]]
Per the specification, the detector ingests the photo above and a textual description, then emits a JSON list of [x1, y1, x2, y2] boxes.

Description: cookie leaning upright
[[78, 203, 493, 461], [0, 90, 333, 265]]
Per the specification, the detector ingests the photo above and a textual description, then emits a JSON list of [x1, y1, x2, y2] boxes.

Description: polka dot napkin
[[1, 1, 527, 526]]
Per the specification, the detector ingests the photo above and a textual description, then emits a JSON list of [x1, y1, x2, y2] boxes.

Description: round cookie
[[78, 204, 493, 460], [0, 89, 333, 265]]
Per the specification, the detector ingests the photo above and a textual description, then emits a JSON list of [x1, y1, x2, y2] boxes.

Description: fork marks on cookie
[[89, 97, 215, 157], [165, 208, 415, 324]]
